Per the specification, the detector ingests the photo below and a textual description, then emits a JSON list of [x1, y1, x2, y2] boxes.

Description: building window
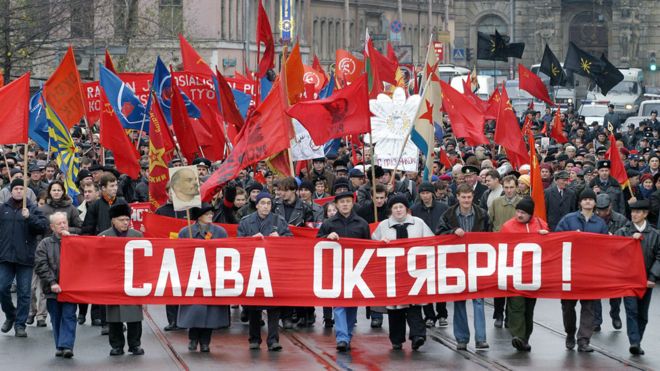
[[71, 0, 94, 38], [159, 0, 183, 38], [477, 14, 507, 36]]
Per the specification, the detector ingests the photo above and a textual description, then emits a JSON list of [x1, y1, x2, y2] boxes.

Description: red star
[[419, 99, 434, 124], [425, 61, 439, 79]]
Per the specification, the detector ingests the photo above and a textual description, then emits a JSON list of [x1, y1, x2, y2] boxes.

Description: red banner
[[83, 73, 152, 124], [129, 202, 152, 232], [58, 233, 647, 306]]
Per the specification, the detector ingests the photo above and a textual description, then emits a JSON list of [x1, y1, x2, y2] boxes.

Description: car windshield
[[641, 103, 660, 116], [608, 81, 638, 95], [579, 105, 608, 117]]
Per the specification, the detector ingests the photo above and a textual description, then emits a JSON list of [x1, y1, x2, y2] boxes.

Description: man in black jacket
[[544, 170, 577, 231], [615, 200, 660, 356], [411, 182, 449, 328]]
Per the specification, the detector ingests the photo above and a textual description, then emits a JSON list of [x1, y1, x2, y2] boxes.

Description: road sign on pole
[[453, 48, 465, 61], [433, 42, 444, 61]]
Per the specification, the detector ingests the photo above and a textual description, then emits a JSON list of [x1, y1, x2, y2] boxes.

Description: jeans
[[333, 307, 357, 344], [453, 299, 486, 344], [388, 306, 426, 345], [0, 263, 33, 329], [593, 298, 622, 326], [561, 299, 595, 344], [623, 289, 653, 345], [46, 299, 77, 350], [29, 271, 47, 321]]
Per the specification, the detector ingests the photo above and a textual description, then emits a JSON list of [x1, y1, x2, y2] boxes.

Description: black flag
[[564, 42, 603, 78], [540, 44, 567, 86], [477, 30, 525, 61], [594, 54, 624, 95]]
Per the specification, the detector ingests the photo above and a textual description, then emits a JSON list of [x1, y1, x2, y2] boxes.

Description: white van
[[586, 68, 644, 116]]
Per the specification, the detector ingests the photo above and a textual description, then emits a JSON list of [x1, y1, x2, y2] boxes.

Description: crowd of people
[[0, 103, 658, 360]]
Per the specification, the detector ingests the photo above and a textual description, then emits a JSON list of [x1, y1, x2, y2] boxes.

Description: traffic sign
[[433, 42, 444, 61], [453, 48, 465, 60], [390, 20, 402, 33]]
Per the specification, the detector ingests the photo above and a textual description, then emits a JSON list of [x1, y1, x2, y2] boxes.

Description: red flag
[[43, 46, 85, 128], [148, 97, 174, 209], [605, 133, 630, 189], [386, 42, 399, 67], [439, 147, 452, 170], [200, 80, 293, 201], [178, 34, 213, 76], [335, 50, 364, 86], [286, 42, 305, 104], [484, 88, 501, 120], [496, 86, 530, 168], [104, 50, 118, 74], [519, 64, 553, 107], [528, 132, 547, 222], [0, 73, 29, 145], [171, 80, 202, 163], [461, 73, 489, 113], [365, 38, 398, 98], [195, 104, 227, 162], [214, 67, 245, 132], [312, 55, 325, 76], [99, 91, 140, 179], [287, 75, 371, 145], [303, 65, 326, 94], [0, 72, 4, 88], [550, 109, 568, 144], [256, 0, 275, 77], [439, 80, 488, 146]]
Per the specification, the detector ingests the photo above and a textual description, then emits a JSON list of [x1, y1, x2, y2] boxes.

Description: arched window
[[477, 14, 507, 35]]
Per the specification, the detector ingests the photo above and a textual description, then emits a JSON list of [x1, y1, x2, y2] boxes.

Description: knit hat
[[108, 203, 132, 219], [387, 194, 409, 210], [418, 182, 435, 194], [518, 174, 531, 188], [10, 178, 25, 191], [255, 191, 272, 204], [515, 197, 535, 216], [578, 188, 597, 202]]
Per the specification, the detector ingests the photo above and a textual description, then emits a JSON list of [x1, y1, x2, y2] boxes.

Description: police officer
[[590, 160, 625, 214]]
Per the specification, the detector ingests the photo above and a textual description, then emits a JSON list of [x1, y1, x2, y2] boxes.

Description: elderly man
[[545, 170, 577, 231], [99, 203, 145, 356], [34, 212, 76, 358], [0, 178, 48, 337]]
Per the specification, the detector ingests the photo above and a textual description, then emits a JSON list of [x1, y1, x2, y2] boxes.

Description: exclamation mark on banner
[[562, 242, 572, 291]]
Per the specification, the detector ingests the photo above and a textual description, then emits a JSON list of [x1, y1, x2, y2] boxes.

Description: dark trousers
[[422, 302, 448, 320], [78, 304, 88, 317], [593, 298, 622, 326], [91, 304, 106, 325], [0, 263, 32, 329], [108, 322, 141, 350], [188, 328, 212, 346], [507, 297, 536, 341], [248, 308, 280, 346], [166, 305, 179, 325], [46, 299, 77, 350], [387, 306, 426, 345], [561, 299, 595, 344], [493, 297, 507, 320], [623, 288, 653, 345], [323, 307, 333, 320], [296, 307, 315, 322]]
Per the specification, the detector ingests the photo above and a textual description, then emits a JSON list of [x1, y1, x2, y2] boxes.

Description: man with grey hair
[[34, 212, 76, 358]]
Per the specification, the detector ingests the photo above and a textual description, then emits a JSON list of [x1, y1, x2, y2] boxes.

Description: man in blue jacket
[[0, 179, 48, 337], [555, 188, 608, 353]]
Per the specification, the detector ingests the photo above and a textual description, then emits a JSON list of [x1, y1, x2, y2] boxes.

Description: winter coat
[[544, 186, 577, 231], [601, 210, 631, 234], [82, 196, 126, 235], [177, 222, 230, 329], [615, 222, 660, 281], [356, 201, 388, 224], [34, 235, 64, 300], [500, 216, 548, 234], [39, 197, 82, 235], [410, 200, 449, 233], [98, 227, 144, 323], [0, 199, 48, 266], [317, 211, 370, 239], [237, 212, 293, 237], [589, 176, 626, 214], [236, 200, 257, 220], [0, 186, 37, 205], [273, 197, 314, 227], [435, 203, 492, 235], [489, 195, 522, 232], [555, 211, 608, 234]]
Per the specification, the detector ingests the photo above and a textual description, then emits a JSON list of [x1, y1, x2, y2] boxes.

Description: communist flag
[[256, 0, 275, 77], [496, 85, 530, 168], [528, 132, 547, 222], [43, 46, 85, 128], [335, 49, 364, 86], [605, 132, 630, 189], [179, 34, 213, 76], [286, 42, 305, 104], [171, 78, 202, 163], [519, 64, 553, 106], [439, 80, 488, 146], [148, 97, 174, 210], [0, 73, 30, 145], [99, 91, 140, 179], [550, 109, 568, 144]]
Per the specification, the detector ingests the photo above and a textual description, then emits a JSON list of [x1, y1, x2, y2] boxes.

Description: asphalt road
[[1, 288, 659, 370]]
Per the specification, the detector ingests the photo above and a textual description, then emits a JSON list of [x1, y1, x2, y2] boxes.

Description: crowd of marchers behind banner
[[0, 103, 658, 359]]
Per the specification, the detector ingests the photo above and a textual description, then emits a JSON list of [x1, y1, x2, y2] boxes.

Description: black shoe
[[164, 323, 180, 331], [92, 319, 102, 326], [612, 318, 622, 330], [565, 336, 576, 350], [188, 340, 199, 351], [323, 318, 334, 328], [392, 343, 402, 350], [577, 343, 594, 352], [494, 318, 503, 328], [15, 327, 27, 337], [55, 349, 63, 357], [240, 309, 248, 323], [593, 325, 601, 332], [109, 348, 124, 356], [1, 319, 14, 333], [411, 337, 425, 351], [282, 318, 294, 329], [512, 336, 525, 351], [77, 315, 85, 325], [26, 315, 35, 325], [62, 349, 74, 358], [200, 344, 210, 352], [336, 341, 348, 352], [475, 341, 489, 349], [306, 315, 316, 327], [629, 344, 644, 355], [370, 318, 382, 328], [129, 347, 144, 355], [268, 342, 282, 351], [101, 325, 109, 335], [522, 342, 532, 352], [437, 317, 448, 327], [456, 342, 468, 350], [37, 319, 47, 327]]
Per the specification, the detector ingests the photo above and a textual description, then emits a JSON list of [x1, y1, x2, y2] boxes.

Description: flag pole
[[135, 108, 149, 150], [368, 131, 378, 222], [185, 209, 193, 238], [22, 143, 28, 209]]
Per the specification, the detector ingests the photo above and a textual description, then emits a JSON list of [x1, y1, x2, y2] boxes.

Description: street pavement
[[1, 288, 659, 370]]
